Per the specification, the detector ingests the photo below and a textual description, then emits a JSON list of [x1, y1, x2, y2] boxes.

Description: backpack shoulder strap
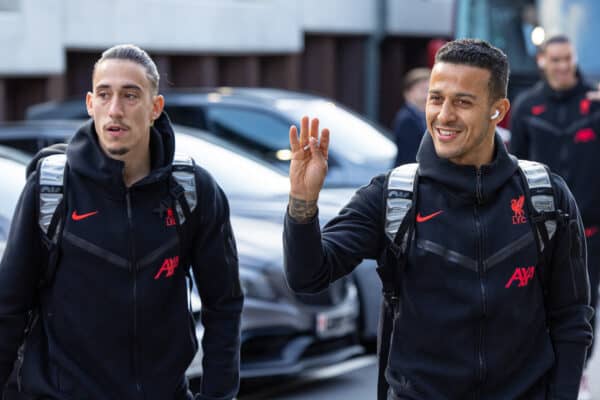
[[385, 163, 419, 244], [517, 159, 558, 252], [171, 152, 198, 225], [37, 153, 69, 287], [38, 154, 68, 242], [376, 163, 418, 400]]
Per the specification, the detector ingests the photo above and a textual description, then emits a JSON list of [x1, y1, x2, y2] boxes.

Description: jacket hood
[[416, 132, 519, 204], [65, 113, 175, 193]]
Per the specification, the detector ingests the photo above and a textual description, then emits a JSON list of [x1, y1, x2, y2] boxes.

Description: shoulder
[[549, 172, 576, 205], [513, 84, 544, 112]]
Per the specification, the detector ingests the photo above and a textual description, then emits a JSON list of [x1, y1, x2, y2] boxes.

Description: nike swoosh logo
[[72, 210, 99, 221], [416, 210, 443, 223]]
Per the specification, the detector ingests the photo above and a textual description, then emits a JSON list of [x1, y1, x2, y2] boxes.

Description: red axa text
[[505, 266, 535, 288], [154, 256, 180, 280]]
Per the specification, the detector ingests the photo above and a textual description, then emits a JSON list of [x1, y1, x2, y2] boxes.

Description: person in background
[[392, 67, 430, 166], [510, 34, 599, 400]]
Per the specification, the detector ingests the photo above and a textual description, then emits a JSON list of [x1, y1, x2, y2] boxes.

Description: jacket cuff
[[548, 342, 588, 399]]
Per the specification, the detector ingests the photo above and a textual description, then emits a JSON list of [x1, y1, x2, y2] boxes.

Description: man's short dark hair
[[539, 34, 571, 53], [435, 39, 509, 101], [93, 44, 159, 95]]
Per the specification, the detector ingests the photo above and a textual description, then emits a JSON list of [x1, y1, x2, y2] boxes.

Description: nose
[[108, 97, 124, 118], [436, 100, 456, 124]]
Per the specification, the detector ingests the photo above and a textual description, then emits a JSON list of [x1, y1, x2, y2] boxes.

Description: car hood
[[230, 215, 284, 272]]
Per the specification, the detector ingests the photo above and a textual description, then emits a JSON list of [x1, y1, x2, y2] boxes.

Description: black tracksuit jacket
[[510, 78, 600, 227], [284, 134, 593, 400], [0, 114, 244, 399]]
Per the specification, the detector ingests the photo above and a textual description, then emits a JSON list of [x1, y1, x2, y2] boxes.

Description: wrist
[[288, 195, 318, 223]]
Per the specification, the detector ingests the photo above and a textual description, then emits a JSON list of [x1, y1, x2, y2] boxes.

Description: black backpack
[[374, 160, 569, 400], [32, 145, 199, 287]]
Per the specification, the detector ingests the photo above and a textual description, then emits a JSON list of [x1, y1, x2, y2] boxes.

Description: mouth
[[105, 124, 129, 138], [434, 126, 461, 141]]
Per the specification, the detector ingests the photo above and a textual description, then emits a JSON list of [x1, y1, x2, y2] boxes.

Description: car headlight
[[239, 267, 277, 301]]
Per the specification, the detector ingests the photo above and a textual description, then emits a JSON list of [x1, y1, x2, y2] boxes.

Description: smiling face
[[538, 41, 578, 91], [86, 59, 164, 162], [426, 62, 509, 167]]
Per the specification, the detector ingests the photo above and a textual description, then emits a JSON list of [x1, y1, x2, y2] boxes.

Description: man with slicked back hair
[[0, 44, 243, 400]]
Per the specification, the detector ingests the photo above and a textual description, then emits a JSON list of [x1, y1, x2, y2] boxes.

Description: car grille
[[294, 278, 348, 306]]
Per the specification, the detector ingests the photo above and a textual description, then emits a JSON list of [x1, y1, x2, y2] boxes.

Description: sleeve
[[546, 174, 594, 399], [283, 174, 386, 294], [508, 94, 531, 159], [393, 109, 423, 166], [0, 175, 45, 386], [190, 171, 243, 400]]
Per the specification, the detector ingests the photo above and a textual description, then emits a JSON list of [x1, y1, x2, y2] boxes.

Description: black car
[[26, 87, 397, 188]]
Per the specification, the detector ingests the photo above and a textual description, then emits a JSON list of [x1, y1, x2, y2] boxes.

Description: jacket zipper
[[474, 168, 487, 398], [126, 191, 143, 397]]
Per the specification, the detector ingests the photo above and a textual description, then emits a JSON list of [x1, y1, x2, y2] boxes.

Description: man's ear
[[536, 53, 546, 69], [85, 92, 94, 117], [491, 98, 510, 123], [151, 94, 165, 121]]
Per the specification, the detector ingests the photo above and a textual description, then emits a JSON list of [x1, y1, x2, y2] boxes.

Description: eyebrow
[[429, 90, 477, 100], [95, 83, 143, 91]]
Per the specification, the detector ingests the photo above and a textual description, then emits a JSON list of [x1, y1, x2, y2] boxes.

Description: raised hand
[[288, 116, 330, 222]]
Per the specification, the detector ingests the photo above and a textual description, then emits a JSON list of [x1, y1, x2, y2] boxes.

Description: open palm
[[288, 116, 330, 201]]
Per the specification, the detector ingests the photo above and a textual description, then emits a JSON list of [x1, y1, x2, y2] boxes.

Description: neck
[[122, 150, 151, 187]]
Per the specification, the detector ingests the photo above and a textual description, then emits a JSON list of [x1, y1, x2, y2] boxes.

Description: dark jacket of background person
[[0, 114, 243, 400], [284, 133, 593, 400], [510, 77, 600, 364], [392, 103, 426, 166], [511, 78, 600, 227]]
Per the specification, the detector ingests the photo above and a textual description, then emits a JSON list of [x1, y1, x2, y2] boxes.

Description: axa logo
[[505, 266, 535, 288], [165, 207, 176, 227], [574, 128, 596, 144], [511, 195, 527, 225], [154, 256, 179, 280]]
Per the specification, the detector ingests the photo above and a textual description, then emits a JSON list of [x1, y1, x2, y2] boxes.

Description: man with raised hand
[[284, 39, 593, 400]]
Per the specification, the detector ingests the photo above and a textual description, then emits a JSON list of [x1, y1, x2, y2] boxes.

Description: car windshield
[[175, 132, 289, 197], [275, 99, 396, 165], [0, 157, 26, 239]]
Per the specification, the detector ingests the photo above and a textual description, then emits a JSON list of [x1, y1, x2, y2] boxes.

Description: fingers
[[310, 118, 320, 141], [320, 128, 330, 159], [587, 90, 600, 101], [290, 116, 329, 157], [289, 125, 300, 151], [299, 116, 309, 148]]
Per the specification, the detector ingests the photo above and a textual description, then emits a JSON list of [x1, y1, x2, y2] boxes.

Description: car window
[[165, 106, 208, 130], [174, 132, 289, 197], [205, 107, 290, 154], [0, 157, 27, 237], [275, 99, 396, 164]]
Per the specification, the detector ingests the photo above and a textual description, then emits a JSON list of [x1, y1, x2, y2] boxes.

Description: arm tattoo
[[288, 196, 318, 223]]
